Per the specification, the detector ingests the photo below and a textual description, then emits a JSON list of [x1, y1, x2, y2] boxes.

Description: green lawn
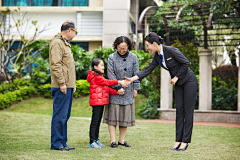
[[4, 94, 147, 120], [0, 95, 240, 159]]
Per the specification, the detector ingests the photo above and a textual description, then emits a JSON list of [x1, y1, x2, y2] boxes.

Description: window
[[2, 0, 88, 6], [71, 42, 89, 51], [0, 13, 10, 35], [77, 12, 103, 36]]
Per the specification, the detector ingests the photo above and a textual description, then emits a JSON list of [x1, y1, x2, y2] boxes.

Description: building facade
[[0, 0, 148, 51]]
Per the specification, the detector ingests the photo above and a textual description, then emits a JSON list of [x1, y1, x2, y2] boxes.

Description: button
[[124, 68, 127, 71], [123, 59, 126, 61]]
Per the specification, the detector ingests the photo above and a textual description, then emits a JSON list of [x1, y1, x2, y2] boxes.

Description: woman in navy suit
[[125, 32, 198, 151]]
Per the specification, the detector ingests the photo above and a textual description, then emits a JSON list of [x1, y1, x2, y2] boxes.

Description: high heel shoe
[[170, 143, 181, 151], [177, 144, 188, 151]]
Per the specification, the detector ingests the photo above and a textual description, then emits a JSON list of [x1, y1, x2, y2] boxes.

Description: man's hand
[[73, 86, 76, 93], [117, 88, 125, 95], [133, 89, 138, 98], [170, 76, 179, 85], [60, 85, 67, 94]]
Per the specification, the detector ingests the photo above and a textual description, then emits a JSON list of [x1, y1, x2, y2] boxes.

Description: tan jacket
[[49, 33, 76, 88]]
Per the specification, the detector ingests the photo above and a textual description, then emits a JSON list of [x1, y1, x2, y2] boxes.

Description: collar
[[158, 44, 163, 55], [59, 33, 71, 47], [117, 51, 129, 58], [64, 37, 70, 44]]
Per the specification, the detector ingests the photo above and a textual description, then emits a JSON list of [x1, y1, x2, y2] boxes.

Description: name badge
[[167, 57, 172, 61]]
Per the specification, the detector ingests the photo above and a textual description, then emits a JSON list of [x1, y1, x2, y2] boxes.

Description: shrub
[[37, 83, 52, 98], [137, 94, 160, 119], [74, 80, 90, 98], [0, 79, 29, 94], [0, 85, 38, 109], [30, 57, 51, 84], [171, 40, 199, 75], [212, 65, 238, 87], [212, 77, 237, 110], [0, 79, 90, 109], [71, 44, 93, 79]]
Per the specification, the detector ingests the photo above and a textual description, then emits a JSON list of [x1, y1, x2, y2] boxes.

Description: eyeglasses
[[71, 28, 78, 35], [117, 48, 128, 52]]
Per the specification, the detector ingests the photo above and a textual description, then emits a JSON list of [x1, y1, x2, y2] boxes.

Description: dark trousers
[[175, 75, 198, 143], [50, 88, 73, 149], [89, 105, 104, 144]]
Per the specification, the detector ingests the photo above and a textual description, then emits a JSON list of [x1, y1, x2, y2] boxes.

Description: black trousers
[[175, 75, 198, 143], [89, 105, 104, 144]]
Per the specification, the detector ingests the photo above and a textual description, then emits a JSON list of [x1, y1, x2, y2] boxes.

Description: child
[[87, 58, 126, 148]]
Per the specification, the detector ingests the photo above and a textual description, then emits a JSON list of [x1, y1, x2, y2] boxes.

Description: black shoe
[[110, 142, 118, 148], [65, 146, 75, 150], [170, 143, 181, 151], [52, 146, 69, 151], [177, 144, 189, 151], [118, 141, 131, 147]]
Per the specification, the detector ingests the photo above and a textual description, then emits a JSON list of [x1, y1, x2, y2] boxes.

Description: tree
[[154, 0, 240, 65], [0, 7, 51, 83]]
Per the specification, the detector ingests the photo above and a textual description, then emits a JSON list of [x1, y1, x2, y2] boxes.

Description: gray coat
[[108, 51, 141, 105]]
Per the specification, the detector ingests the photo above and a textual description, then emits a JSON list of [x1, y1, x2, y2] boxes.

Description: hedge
[[0, 79, 90, 109], [0, 85, 39, 109]]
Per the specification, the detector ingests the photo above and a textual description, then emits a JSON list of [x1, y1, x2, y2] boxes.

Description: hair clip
[[159, 36, 162, 39]]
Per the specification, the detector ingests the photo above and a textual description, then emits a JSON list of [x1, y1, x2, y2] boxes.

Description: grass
[[3, 94, 147, 120], [0, 95, 240, 159], [0, 111, 240, 159]]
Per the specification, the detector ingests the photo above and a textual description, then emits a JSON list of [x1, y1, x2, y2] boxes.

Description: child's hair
[[91, 58, 103, 74]]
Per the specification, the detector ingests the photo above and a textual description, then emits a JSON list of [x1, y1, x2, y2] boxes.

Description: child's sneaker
[[96, 140, 105, 147], [89, 142, 101, 148]]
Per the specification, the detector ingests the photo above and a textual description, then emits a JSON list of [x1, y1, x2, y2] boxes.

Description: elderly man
[[49, 21, 77, 151]]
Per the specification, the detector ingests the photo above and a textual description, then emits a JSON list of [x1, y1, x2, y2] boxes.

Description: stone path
[[136, 119, 240, 128]]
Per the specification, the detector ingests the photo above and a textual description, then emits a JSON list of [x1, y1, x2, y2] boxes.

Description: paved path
[[136, 119, 240, 128], [71, 117, 240, 128]]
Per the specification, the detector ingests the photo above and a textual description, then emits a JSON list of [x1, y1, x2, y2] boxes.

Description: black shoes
[[111, 141, 131, 148], [177, 144, 188, 151], [118, 141, 131, 147], [110, 142, 118, 148], [170, 143, 181, 151], [65, 146, 75, 150], [52, 146, 69, 151]]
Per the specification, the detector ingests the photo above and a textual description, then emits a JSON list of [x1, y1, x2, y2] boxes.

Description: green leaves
[[212, 77, 237, 110], [171, 40, 199, 75], [31, 20, 38, 26], [138, 94, 160, 119]]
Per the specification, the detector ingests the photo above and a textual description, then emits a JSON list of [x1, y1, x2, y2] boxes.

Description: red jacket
[[87, 70, 118, 106]]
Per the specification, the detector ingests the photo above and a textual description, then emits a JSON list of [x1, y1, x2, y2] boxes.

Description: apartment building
[[0, 0, 154, 51]]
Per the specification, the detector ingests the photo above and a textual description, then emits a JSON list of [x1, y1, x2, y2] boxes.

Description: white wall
[[103, 0, 130, 47], [10, 12, 76, 37]]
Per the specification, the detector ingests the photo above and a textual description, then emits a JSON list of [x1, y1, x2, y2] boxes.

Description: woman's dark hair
[[91, 58, 102, 74], [113, 36, 134, 50], [145, 32, 164, 45], [61, 21, 75, 31]]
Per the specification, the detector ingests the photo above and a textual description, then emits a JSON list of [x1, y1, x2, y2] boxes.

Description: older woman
[[103, 36, 141, 148]]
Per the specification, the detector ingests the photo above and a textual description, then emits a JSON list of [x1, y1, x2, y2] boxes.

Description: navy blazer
[[137, 44, 195, 85]]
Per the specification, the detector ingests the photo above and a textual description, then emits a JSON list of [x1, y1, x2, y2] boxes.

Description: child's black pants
[[89, 105, 104, 144]]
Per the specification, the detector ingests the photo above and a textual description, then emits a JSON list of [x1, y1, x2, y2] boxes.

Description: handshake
[[118, 77, 133, 87], [117, 77, 135, 96]]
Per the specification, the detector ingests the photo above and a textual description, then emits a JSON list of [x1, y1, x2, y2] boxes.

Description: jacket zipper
[[67, 70, 69, 82]]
